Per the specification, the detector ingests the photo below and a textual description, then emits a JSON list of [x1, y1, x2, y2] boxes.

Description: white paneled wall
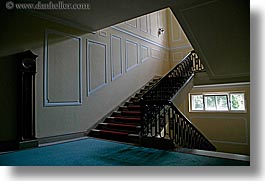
[[44, 29, 82, 107], [87, 40, 107, 94], [125, 40, 139, 72], [35, 8, 193, 138], [110, 35, 122, 81]]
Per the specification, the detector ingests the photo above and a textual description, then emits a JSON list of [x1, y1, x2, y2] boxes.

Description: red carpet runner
[[88, 76, 161, 143]]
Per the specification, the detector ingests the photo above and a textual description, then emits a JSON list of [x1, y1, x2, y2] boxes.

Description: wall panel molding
[[86, 39, 107, 95], [172, 52, 183, 62], [170, 44, 192, 51], [111, 26, 168, 50], [140, 15, 148, 33], [170, 13, 182, 42], [99, 30, 107, 37], [44, 29, 82, 107], [210, 140, 248, 146], [125, 19, 138, 28], [149, 12, 159, 38], [178, 0, 250, 79], [140, 44, 149, 63], [150, 48, 160, 60], [125, 39, 139, 72], [190, 116, 248, 145], [112, 25, 190, 51], [110, 34, 123, 81], [193, 82, 250, 89]]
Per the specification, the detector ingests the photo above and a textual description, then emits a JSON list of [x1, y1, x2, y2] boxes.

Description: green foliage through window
[[190, 92, 245, 112], [191, 95, 203, 110], [230, 93, 245, 111]]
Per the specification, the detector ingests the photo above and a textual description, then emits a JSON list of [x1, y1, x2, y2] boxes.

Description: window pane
[[191, 95, 203, 110], [216, 95, 228, 111], [230, 93, 245, 111], [204, 96, 216, 110]]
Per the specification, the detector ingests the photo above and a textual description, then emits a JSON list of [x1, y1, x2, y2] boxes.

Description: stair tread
[[125, 101, 140, 105], [114, 110, 141, 115], [120, 105, 140, 108]]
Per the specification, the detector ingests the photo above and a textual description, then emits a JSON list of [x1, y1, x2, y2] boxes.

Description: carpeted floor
[[0, 138, 249, 166]]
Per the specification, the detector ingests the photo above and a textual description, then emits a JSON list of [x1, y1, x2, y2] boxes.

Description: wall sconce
[[158, 28, 165, 36]]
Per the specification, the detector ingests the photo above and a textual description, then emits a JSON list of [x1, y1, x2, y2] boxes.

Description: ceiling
[[171, 0, 250, 82], [26, 0, 180, 32]]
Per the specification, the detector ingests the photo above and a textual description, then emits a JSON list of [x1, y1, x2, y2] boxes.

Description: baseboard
[[18, 139, 38, 150], [38, 131, 87, 146], [0, 139, 39, 153], [0, 141, 18, 152]]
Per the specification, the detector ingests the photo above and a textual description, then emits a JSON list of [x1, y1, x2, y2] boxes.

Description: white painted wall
[[178, 83, 250, 155], [0, 8, 193, 141], [33, 8, 191, 138]]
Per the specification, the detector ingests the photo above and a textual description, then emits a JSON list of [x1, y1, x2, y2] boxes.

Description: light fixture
[[158, 28, 165, 36]]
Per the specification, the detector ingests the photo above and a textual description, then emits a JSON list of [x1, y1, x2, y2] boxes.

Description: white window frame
[[189, 91, 247, 113]]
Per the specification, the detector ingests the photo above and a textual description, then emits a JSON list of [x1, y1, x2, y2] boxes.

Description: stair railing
[[140, 100, 216, 151], [190, 51, 205, 72], [140, 51, 216, 151]]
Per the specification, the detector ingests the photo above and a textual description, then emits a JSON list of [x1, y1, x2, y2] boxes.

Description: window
[[204, 95, 228, 111], [230, 93, 245, 111], [191, 95, 203, 111], [189, 92, 246, 112]]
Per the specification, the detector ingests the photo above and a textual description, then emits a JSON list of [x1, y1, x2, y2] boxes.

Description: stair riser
[[119, 106, 141, 112], [130, 97, 140, 102], [88, 77, 161, 144], [105, 118, 140, 125], [140, 89, 148, 93], [124, 102, 140, 106], [97, 124, 140, 134], [112, 112, 140, 117]]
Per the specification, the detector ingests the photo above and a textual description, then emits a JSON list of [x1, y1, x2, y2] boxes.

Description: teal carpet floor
[[0, 138, 249, 166]]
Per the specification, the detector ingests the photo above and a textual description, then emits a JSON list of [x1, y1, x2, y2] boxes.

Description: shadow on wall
[[0, 8, 85, 144], [0, 54, 18, 144], [0, 6, 87, 145], [0, 6, 86, 58]]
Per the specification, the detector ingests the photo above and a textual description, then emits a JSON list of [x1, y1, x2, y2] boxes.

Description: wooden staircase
[[88, 76, 161, 143]]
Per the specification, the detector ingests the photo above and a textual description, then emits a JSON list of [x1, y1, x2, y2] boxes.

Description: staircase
[[88, 76, 161, 144], [89, 51, 215, 151]]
